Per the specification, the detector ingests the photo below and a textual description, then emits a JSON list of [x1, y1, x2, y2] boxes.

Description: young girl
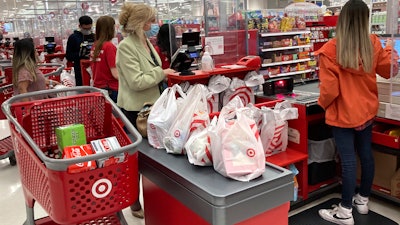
[[316, 0, 398, 224], [12, 38, 59, 102]]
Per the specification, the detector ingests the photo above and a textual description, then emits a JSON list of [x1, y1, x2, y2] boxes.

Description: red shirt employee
[[91, 16, 119, 103]]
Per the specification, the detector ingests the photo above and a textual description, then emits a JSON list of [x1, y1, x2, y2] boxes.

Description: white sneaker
[[319, 203, 354, 225], [353, 193, 369, 214]]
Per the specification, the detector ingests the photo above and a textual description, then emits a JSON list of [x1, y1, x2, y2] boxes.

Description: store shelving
[[260, 44, 312, 52], [260, 30, 311, 37], [371, 0, 387, 34], [258, 30, 316, 83], [262, 58, 311, 67], [364, 117, 400, 204]]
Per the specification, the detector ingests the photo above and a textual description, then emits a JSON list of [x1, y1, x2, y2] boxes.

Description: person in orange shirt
[[316, 0, 398, 224]]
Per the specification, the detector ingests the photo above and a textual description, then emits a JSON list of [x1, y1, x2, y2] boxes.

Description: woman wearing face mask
[[145, 23, 160, 46], [117, 3, 176, 219]]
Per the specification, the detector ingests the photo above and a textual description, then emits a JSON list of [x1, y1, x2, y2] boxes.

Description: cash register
[[170, 32, 201, 75], [263, 77, 320, 105], [44, 37, 56, 54]]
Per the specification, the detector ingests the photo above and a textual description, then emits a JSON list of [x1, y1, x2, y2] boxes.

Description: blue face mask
[[145, 24, 160, 37]]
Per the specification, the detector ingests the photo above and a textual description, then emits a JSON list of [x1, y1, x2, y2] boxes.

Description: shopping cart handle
[[38, 63, 65, 78], [1, 86, 143, 171]]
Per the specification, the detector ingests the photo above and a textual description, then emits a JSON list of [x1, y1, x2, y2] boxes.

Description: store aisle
[[0, 158, 145, 225]]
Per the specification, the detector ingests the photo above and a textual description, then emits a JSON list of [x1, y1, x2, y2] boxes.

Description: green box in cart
[[55, 124, 87, 153]]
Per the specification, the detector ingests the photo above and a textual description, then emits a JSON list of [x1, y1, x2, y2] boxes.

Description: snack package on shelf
[[63, 144, 97, 173], [55, 123, 87, 156], [90, 136, 124, 167]]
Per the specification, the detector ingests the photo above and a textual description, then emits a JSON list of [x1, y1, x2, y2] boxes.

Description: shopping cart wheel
[[9, 151, 16, 166]]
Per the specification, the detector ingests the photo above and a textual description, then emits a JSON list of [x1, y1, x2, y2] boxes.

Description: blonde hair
[[12, 38, 38, 86], [336, 0, 373, 73], [118, 3, 156, 37]]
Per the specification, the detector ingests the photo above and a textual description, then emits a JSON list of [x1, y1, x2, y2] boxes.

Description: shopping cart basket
[[0, 119, 15, 165], [1, 86, 142, 225], [0, 64, 64, 168], [0, 63, 64, 119]]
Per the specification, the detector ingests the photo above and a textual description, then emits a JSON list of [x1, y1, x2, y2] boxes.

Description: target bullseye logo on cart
[[92, 178, 112, 198], [246, 148, 255, 157]]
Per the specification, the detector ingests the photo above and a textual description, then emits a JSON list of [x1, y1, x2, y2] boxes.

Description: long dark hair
[[156, 24, 178, 61], [92, 16, 115, 62]]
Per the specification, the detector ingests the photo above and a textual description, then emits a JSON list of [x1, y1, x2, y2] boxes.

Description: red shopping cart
[[0, 119, 15, 165], [1, 87, 142, 225], [0, 64, 64, 167]]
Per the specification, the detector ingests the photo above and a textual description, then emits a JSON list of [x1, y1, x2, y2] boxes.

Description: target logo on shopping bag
[[246, 148, 256, 157], [91, 178, 112, 198]]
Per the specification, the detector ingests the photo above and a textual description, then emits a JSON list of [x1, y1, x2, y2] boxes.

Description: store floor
[[1, 158, 399, 225]]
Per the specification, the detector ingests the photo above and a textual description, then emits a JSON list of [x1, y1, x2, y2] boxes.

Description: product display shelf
[[371, 0, 387, 34], [258, 30, 316, 84], [369, 117, 400, 204]]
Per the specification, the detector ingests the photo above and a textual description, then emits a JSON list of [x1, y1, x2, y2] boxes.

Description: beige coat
[[116, 34, 164, 111]]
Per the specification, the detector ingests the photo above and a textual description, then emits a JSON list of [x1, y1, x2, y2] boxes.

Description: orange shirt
[[315, 34, 398, 128]]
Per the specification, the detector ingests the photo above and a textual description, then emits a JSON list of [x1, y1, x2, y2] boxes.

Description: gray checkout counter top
[[138, 141, 294, 225]]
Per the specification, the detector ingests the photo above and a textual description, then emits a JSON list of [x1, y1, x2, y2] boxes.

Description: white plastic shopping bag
[[222, 77, 255, 107], [208, 75, 231, 94], [163, 84, 207, 154], [260, 101, 298, 156], [244, 71, 265, 87], [212, 96, 265, 182], [59, 69, 78, 96], [185, 116, 217, 166], [147, 84, 186, 149]]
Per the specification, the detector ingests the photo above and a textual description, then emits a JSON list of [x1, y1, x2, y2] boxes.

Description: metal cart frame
[[2, 87, 142, 225]]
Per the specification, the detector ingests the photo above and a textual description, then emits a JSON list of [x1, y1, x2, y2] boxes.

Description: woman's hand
[[47, 79, 61, 88], [385, 38, 394, 48], [163, 68, 176, 76]]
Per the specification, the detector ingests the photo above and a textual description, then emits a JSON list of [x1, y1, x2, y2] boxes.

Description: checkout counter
[[144, 54, 324, 224], [138, 141, 294, 225]]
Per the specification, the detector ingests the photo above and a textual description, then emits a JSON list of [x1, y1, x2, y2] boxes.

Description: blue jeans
[[332, 124, 374, 209], [108, 90, 118, 103]]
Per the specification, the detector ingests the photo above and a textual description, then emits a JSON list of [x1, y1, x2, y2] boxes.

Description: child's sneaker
[[319, 203, 354, 225], [353, 193, 369, 214]]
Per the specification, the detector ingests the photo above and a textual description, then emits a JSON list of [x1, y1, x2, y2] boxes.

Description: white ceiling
[[0, 0, 202, 20]]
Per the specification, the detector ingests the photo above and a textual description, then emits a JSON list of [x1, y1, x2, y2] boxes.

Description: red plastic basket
[[3, 88, 142, 224], [0, 84, 13, 119]]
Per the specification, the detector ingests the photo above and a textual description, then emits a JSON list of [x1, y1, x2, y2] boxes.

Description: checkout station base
[[138, 141, 294, 225]]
